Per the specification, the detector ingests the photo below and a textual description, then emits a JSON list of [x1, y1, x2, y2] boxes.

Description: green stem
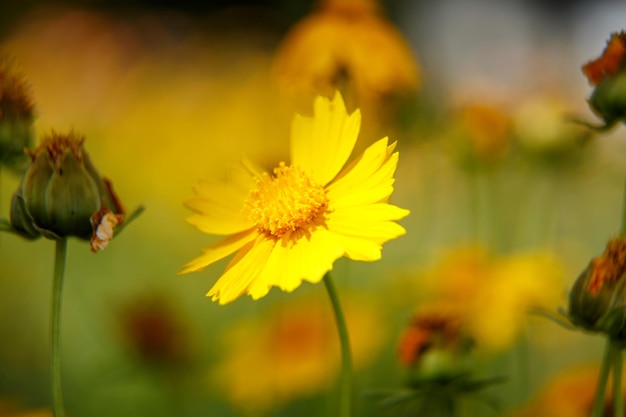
[[51, 238, 67, 417], [323, 272, 353, 417], [592, 339, 613, 417], [612, 340, 623, 417], [621, 176, 626, 237]]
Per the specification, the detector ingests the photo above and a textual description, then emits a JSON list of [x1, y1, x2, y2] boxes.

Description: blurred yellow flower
[[272, 0, 419, 102], [421, 245, 565, 351], [211, 296, 385, 412], [510, 364, 626, 417], [180, 92, 409, 304]]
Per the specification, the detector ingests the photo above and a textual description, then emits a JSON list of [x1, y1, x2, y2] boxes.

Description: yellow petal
[[249, 225, 345, 298], [185, 168, 255, 235], [186, 212, 253, 236], [290, 92, 361, 185], [179, 228, 258, 274], [327, 137, 398, 207], [185, 182, 253, 234], [327, 204, 409, 240], [336, 234, 384, 261], [207, 234, 277, 304]]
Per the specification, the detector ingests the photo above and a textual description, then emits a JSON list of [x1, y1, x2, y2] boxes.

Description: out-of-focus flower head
[[383, 301, 503, 414], [211, 295, 385, 413], [568, 237, 626, 343], [512, 93, 590, 166], [180, 92, 409, 304], [420, 245, 565, 352], [510, 364, 626, 417], [117, 294, 190, 368], [398, 303, 474, 382], [272, 0, 419, 105], [447, 102, 513, 169], [7, 129, 138, 252], [0, 57, 35, 171], [581, 31, 626, 131]]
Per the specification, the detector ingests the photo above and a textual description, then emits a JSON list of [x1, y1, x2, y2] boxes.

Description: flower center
[[244, 163, 328, 237]]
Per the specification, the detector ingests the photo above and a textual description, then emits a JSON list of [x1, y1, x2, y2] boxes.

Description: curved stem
[[51, 238, 67, 417], [612, 340, 623, 417], [323, 272, 353, 417], [592, 339, 613, 417]]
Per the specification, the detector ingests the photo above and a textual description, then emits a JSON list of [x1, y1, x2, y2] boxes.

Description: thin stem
[[51, 238, 68, 417], [612, 340, 623, 417], [621, 176, 626, 237], [592, 338, 613, 417], [323, 272, 353, 417]]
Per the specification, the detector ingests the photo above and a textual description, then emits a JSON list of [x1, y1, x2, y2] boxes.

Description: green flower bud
[[398, 305, 474, 384], [581, 31, 626, 129], [0, 58, 35, 170], [587, 71, 626, 128], [10, 130, 125, 248], [568, 237, 626, 341]]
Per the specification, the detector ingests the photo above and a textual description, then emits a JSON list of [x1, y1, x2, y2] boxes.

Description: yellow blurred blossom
[[180, 92, 409, 304], [272, 0, 419, 102], [420, 245, 565, 351], [511, 364, 626, 417], [211, 295, 385, 412]]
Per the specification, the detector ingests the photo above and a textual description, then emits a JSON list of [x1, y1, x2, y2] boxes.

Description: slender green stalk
[[612, 340, 623, 417], [620, 177, 626, 236], [591, 339, 613, 417], [323, 272, 353, 417], [51, 238, 68, 417]]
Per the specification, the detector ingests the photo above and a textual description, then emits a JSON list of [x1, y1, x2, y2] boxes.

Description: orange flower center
[[244, 163, 328, 237], [588, 237, 626, 296]]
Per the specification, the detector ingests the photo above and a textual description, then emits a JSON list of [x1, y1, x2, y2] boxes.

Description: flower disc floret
[[244, 162, 329, 237]]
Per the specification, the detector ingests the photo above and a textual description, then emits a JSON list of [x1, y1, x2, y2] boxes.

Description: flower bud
[[582, 31, 626, 129], [0, 58, 35, 170], [568, 237, 626, 340], [10, 130, 125, 249], [398, 305, 473, 383]]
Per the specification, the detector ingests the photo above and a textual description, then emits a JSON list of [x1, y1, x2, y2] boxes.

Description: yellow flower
[[211, 296, 385, 412], [180, 92, 409, 304], [272, 0, 419, 101], [420, 245, 565, 351]]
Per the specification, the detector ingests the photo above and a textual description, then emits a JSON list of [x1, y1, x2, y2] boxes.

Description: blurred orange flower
[[511, 364, 626, 417]]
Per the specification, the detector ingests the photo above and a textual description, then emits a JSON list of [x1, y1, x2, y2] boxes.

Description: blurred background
[[1, 0, 626, 416]]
